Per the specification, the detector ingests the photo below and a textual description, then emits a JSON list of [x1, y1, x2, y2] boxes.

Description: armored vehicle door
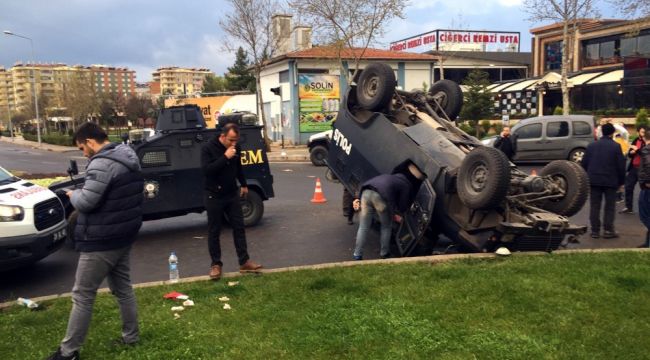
[[394, 180, 436, 256]]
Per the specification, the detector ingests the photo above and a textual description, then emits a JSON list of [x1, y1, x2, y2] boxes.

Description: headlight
[[0, 205, 25, 222]]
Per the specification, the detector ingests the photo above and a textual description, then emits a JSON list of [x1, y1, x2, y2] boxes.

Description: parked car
[[50, 106, 274, 243], [507, 115, 596, 163], [326, 63, 588, 256], [0, 166, 67, 271], [308, 130, 332, 166]]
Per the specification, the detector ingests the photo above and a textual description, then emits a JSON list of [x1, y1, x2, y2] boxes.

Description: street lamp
[[3, 30, 41, 146]]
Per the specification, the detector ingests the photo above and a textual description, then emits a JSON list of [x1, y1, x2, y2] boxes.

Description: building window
[[279, 70, 290, 83], [638, 34, 650, 55], [544, 41, 562, 71], [620, 37, 637, 57], [599, 41, 616, 61]]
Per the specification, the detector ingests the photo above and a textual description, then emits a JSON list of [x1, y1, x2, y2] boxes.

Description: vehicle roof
[[514, 115, 595, 128]]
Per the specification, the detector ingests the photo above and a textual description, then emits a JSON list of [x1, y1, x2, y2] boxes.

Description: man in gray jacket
[[47, 123, 144, 360]]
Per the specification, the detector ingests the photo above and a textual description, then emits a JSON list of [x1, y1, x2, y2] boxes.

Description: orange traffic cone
[[311, 178, 328, 203], [531, 169, 537, 176]]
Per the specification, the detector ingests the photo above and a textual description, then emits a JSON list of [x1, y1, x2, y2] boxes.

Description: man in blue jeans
[[47, 123, 144, 360], [637, 130, 650, 247], [352, 164, 424, 260]]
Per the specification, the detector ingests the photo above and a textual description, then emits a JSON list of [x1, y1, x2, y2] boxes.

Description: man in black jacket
[[47, 123, 143, 360], [582, 123, 626, 239], [352, 164, 424, 260], [201, 123, 262, 280], [620, 125, 647, 214], [493, 126, 517, 161]]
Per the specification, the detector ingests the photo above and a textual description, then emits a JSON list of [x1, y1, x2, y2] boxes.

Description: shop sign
[[299, 74, 340, 133], [390, 30, 520, 53]]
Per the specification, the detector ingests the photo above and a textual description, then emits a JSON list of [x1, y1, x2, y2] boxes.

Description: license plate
[[53, 228, 67, 243]]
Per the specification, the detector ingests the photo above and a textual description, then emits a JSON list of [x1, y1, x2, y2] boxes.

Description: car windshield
[[0, 167, 18, 184]]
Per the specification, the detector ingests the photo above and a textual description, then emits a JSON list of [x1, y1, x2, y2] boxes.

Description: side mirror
[[68, 160, 79, 176]]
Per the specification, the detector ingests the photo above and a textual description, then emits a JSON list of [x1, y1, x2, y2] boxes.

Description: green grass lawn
[[2, 252, 650, 359]]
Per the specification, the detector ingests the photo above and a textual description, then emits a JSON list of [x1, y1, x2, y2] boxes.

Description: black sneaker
[[619, 208, 635, 214], [603, 231, 620, 239], [45, 348, 80, 360], [591, 232, 600, 239]]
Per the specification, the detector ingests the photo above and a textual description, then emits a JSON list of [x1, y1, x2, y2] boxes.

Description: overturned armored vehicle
[[50, 105, 274, 241], [326, 63, 588, 256]]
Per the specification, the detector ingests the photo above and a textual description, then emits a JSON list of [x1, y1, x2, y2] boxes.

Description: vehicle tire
[[309, 145, 328, 166], [241, 190, 264, 227], [428, 80, 463, 120], [539, 160, 589, 217], [457, 146, 511, 210], [568, 148, 586, 163], [66, 210, 78, 247], [356, 63, 396, 112]]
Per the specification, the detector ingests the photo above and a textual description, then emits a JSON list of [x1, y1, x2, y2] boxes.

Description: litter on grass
[[223, 304, 231, 310], [171, 306, 184, 312], [218, 296, 230, 302], [163, 291, 188, 300], [183, 300, 195, 307], [174, 313, 181, 319], [227, 281, 239, 287]]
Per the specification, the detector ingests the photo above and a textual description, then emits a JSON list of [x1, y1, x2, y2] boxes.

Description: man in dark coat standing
[[582, 123, 626, 239], [493, 126, 517, 161], [48, 123, 144, 360], [620, 125, 647, 214], [201, 123, 262, 280]]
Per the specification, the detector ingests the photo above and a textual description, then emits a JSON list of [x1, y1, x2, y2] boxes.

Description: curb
[[2, 248, 648, 310]]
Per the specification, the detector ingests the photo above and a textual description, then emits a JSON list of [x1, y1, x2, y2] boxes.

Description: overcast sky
[[1, 0, 619, 82]]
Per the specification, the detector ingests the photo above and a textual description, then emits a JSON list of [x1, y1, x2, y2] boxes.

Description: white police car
[[0, 166, 66, 271]]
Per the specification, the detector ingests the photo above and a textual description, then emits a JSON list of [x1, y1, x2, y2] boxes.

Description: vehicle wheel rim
[[241, 200, 252, 217], [550, 175, 568, 201], [469, 163, 489, 193], [363, 76, 380, 98], [571, 151, 584, 162]]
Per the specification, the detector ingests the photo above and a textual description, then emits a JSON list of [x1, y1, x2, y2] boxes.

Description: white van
[[0, 166, 67, 271]]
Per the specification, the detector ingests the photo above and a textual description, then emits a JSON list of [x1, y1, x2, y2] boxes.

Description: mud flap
[[394, 181, 436, 256]]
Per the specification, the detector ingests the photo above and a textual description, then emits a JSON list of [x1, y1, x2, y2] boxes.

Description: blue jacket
[[581, 137, 626, 188], [360, 173, 417, 213], [71, 143, 144, 252]]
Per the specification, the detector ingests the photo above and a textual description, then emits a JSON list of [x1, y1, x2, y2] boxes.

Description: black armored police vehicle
[[326, 63, 588, 256], [50, 105, 274, 241]]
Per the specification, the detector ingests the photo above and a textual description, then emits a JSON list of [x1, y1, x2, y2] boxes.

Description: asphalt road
[[0, 141, 647, 302]]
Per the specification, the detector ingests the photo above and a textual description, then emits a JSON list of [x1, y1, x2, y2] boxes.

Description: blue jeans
[[60, 246, 139, 356], [354, 190, 392, 258], [639, 189, 650, 247]]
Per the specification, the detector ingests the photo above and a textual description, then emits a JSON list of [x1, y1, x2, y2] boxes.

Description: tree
[[202, 74, 228, 94], [220, 0, 282, 148], [125, 95, 155, 125], [289, 0, 407, 83], [524, 0, 600, 115], [637, 107, 649, 128], [459, 69, 493, 137], [58, 72, 98, 132], [226, 47, 256, 92], [608, 0, 650, 17]]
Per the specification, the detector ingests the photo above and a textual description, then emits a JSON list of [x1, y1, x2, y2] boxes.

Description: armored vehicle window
[[142, 150, 170, 167], [186, 109, 198, 122], [547, 121, 569, 138], [172, 110, 183, 124], [516, 123, 542, 139], [572, 121, 592, 136]]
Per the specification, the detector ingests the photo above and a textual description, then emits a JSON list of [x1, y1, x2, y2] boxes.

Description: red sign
[[390, 30, 520, 52]]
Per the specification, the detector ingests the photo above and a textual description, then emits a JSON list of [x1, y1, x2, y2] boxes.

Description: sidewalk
[[0, 135, 310, 162]]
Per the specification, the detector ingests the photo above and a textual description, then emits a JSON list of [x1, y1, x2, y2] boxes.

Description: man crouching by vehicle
[[47, 123, 144, 360]]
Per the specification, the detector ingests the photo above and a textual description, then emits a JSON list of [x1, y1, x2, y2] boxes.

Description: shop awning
[[567, 72, 604, 85], [585, 69, 624, 84], [489, 81, 518, 93], [499, 79, 538, 92]]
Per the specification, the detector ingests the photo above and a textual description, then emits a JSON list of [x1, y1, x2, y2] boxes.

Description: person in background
[[352, 164, 425, 260], [47, 123, 144, 360], [493, 126, 517, 161], [582, 123, 627, 239], [621, 125, 647, 214], [637, 130, 650, 247], [201, 123, 262, 281]]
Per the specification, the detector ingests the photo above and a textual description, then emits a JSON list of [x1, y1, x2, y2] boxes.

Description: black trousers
[[204, 192, 249, 267], [342, 188, 354, 221], [589, 186, 617, 233], [625, 167, 639, 209]]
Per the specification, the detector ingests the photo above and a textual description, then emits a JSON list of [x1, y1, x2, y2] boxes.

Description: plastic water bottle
[[168, 251, 179, 283]]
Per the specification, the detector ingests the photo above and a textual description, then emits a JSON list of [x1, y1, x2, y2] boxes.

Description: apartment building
[[0, 62, 136, 116], [151, 67, 212, 96]]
